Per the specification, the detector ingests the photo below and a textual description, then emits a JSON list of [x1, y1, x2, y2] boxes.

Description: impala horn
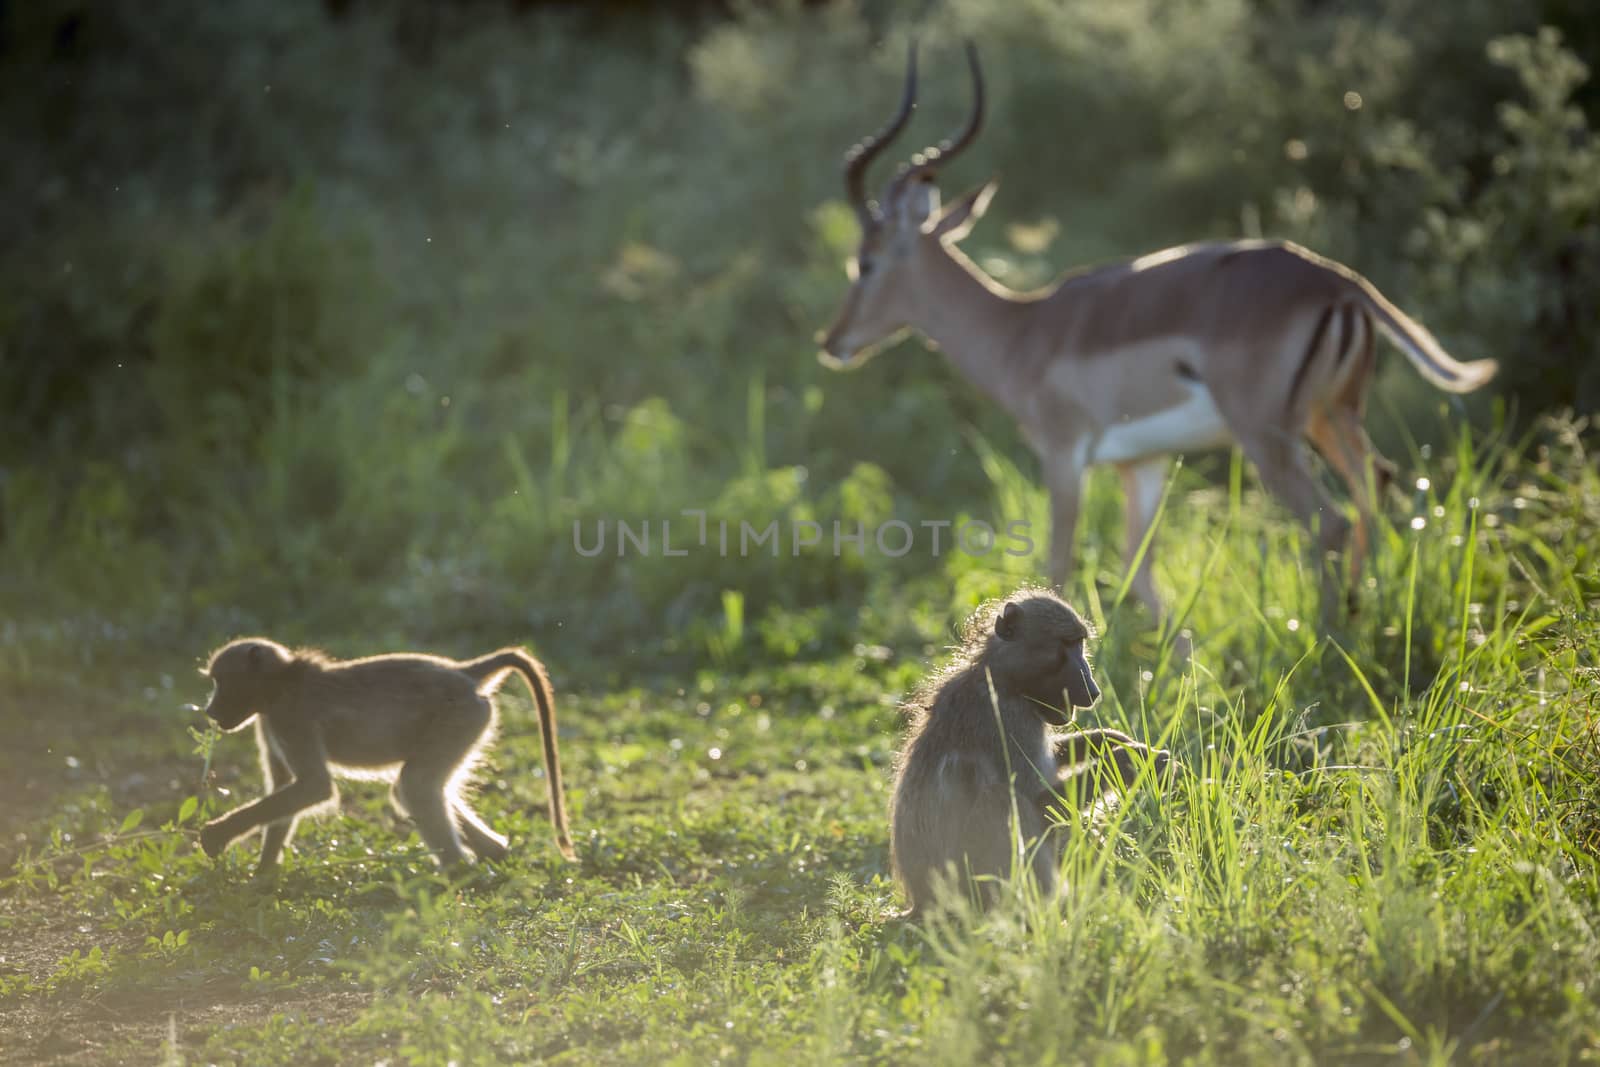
[[886, 42, 986, 205], [843, 41, 919, 232]]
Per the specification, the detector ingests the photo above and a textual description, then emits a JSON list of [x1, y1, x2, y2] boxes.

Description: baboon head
[[980, 592, 1100, 724], [201, 638, 293, 732]]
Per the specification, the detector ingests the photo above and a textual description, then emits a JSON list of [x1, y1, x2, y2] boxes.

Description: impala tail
[[1357, 282, 1498, 393]]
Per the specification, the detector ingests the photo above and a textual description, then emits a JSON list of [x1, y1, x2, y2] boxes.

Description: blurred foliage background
[[1, 0, 1596, 666]]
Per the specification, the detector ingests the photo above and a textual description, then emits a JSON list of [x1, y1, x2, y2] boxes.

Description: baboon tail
[[458, 648, 578, 861]]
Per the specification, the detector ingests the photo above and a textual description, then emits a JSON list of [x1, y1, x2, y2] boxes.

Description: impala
[[819, 43, 1497, 635]]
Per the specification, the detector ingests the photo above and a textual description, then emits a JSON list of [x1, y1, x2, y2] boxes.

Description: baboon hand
[[1150, 747, 1189, 785], [199, 820, 231, 859]]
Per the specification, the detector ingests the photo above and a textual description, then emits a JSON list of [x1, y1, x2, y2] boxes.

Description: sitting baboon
[[889, 589, 1175, 916]]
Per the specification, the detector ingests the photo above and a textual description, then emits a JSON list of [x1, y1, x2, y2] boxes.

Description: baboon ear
[[994, 602, 1022, 641], [928, 177, 998, 242], [246, 643, 286, 673]]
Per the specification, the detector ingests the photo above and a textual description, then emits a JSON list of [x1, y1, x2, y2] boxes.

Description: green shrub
[[144, 190, 389, 459], [2, 1, 1597, 659]]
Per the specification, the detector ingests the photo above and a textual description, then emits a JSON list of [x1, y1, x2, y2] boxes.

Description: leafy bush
[[1415, 29, 1600, 413], [144, 189, 389, 459], [1, 1, 1596, 656]]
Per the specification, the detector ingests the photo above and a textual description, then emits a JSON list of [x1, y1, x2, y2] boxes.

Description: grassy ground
[[3, 8, 1599, 1062], [3, 416, 1598, 1065]]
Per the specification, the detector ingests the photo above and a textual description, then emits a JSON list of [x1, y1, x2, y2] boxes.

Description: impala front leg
[[1116, 458, 1170, 625], [1116, 457, 1194, 659], [1045, 454, 1086, 592]]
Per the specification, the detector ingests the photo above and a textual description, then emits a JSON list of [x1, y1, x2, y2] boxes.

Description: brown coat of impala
[[819, 43, 1497, 634]]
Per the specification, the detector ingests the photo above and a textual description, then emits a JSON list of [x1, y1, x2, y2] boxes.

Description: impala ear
[[928, 177, 998, 242]]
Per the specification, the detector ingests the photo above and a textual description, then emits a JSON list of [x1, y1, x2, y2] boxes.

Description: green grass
[[2, 417, 1597, 1065], [2, 5, 1598, 1062]]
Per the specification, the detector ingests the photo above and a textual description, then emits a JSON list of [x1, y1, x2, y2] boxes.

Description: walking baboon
[[195, 637, 576, 875], [889, 589, 1174, 916]]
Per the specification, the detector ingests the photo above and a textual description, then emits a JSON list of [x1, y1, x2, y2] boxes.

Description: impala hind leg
[[1307, 407, 1395, 602], [1240, 432, 1352, 630]]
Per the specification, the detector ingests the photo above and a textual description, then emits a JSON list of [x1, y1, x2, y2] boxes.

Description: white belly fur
[[1087, 382, 1233, 465]]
